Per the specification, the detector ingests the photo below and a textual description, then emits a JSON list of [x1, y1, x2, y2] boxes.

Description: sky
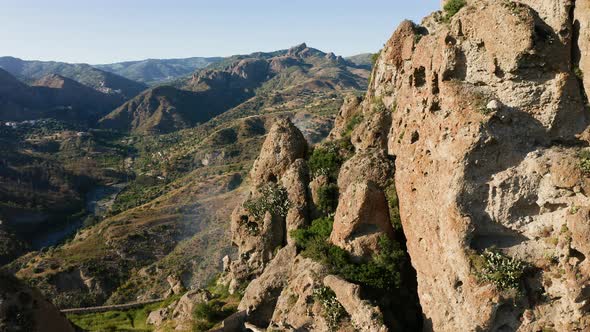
[[0, 0, 440, 64]]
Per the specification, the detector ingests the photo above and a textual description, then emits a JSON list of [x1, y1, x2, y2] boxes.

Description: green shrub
[[575, 67, 584, 80], [292, 218, 405, 291], [371, 51, 381, 66], [443, 0, 466, 21], [385, 181, 402, 231], [243, 183, 291, 221], [291, 217, 334, 249], [580, 150, 590, 174], [372, 97, 387, 113], [474, 249, 526, 290], [317, 184, 339, 214], [309, 145, 344, 179], [313, 286, 348, 331]]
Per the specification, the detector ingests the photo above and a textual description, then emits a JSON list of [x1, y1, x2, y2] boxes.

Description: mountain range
[[0, 69, 123, 123], [95, 57, 222, 85], [99, 43, 369, 134], [0, 56, 147, 99]]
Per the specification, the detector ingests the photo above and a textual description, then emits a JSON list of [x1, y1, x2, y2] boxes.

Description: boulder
[[238, 245, 297, 327], [172, 289, 211, 326], [337, 149, 394, 192], [323, 275, 388, 332], [146, 308, 169, 326], [280, 159, 311, 243], [330, 181, 394, 261]]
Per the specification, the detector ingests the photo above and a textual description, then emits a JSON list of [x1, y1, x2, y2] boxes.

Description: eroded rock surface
[[367, 0, 590, 330]]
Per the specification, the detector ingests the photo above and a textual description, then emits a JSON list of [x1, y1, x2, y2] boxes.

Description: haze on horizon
[[1, 0, 440, 64]]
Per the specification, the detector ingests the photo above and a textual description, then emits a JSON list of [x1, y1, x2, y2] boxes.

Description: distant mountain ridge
[[95, 57, 222, 85], [99, 43, 371, 134], [0, 68, 124, 122], [0, 56, 147, 100]]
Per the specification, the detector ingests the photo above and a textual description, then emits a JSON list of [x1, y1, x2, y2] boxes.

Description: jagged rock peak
[[287, 42, 308, 56], [249, 117, 308, 187]]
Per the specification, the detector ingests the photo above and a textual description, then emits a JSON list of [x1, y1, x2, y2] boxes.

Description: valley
[[0, 43, 370, 321], [7, 1, 588, 331]]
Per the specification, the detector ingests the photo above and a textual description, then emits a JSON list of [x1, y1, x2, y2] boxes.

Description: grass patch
[[67, 296, 180, 332]]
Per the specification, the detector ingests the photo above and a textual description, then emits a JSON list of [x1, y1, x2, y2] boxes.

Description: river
[[30, 183, 127, 249]]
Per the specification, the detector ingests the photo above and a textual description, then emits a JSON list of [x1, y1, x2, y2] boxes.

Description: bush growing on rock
[[473, 249, 526, 291], [313, 286, 348, 331], [579, 150, 590, 174], [309, 140, 354, 180], [343, 114, 363, 138], [292, 218, 405, 291], [309, 145, 344, 180], [317, 184, 339, 214], [385, 181, 402, 231], [371, 51, 381, 66], [243, 183, 291, 221]]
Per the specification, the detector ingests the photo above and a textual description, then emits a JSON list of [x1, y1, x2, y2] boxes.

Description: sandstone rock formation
[[366, 0, 590, 330], [323, 275, 388, 332], [227, 118, 310, 285]]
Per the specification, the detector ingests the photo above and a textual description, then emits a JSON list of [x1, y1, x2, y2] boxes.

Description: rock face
[[364, 0, 590, 330], [0, 273, 75, 332]]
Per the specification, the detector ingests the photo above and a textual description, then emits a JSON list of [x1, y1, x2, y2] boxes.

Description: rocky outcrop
[[359, 0, 590, 330], [329, 94, 363, 140], [222, 1, 590, 331], [337, 149, 394, 191], [238, 245, 297, 327], [228, 118, 309, 284], [0, 273, 75, 332], [330, 181, 394, 261]]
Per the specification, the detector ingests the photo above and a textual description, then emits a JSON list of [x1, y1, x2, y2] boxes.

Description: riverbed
[[30, 183, 126, 249]]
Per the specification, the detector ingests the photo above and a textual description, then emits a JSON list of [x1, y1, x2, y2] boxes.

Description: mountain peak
[[287, 43, 308, 56]]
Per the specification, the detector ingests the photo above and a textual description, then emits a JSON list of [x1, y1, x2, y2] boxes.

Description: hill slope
[[0, 69, 124, 122]]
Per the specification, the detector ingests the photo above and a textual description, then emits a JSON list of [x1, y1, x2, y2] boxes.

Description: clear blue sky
[[1, 0, 440, 64]]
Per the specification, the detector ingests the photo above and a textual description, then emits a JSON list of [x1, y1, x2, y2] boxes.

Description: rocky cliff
[[219, 1, 590, 331]]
